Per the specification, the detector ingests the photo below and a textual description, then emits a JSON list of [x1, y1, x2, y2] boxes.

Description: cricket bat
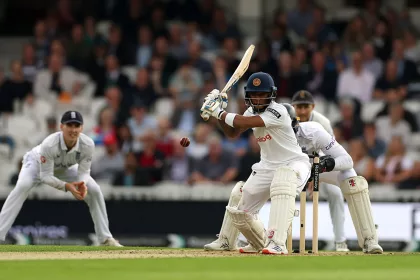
[[202, 44, 255, 121]]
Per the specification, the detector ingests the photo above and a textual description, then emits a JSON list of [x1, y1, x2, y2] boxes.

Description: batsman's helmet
[[244, 72, 277, 113], [282, 103, 299, 133]]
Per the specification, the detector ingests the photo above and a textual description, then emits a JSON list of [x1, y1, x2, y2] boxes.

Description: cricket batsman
[[0, 111, 122, 246], [200, 72, 311, 254], [291, 90, 349, 252]]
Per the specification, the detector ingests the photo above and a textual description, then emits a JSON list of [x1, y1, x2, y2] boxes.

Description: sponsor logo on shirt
[[325, 137, 336, 150], [256, 134, 272, 142], [266, 108, 281, 118]]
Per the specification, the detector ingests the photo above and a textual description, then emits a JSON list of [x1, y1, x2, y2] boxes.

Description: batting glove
[[204, 89, 228, 109], [200, 99, 225, 120]]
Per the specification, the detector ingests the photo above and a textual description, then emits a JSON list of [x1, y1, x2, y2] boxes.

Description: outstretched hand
[[65, 182, 87, 200]]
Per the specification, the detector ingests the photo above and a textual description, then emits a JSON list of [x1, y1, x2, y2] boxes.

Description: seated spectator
[[397, 161, 420, 190], [155, 117, 174, 157], [190, 135, 239, 184], [86, 37, 107, 97], [348, 139, 375, 182], [188, 40, 212, 76], [127, 101, 158, 152], [335, 98, 365, 141], [90, 107, 117, 146], [362, 122, 386, 159], [221, 133, 248, 158], [342, 16, 369, 53], [136, 25, 153, 68], [136, 132, 165, 185], [337, 51, 375, 102], [83, 16, 102, 46], [254, 40, 278, 79], [169, 60, 203, 107], [168, 23, 188, 61], [66, 24, 92, 71], [91, 134, 124, 183], [148, 55, 167, 97], [117, 123, 134, 154], [187, 123, 212, 160], [373, 60, 407, 100], [374, 136, 414, 184], [149, 5, 169, 38], [113, 152, 150, 187], [163, 138, 194, 184], [312, 5, 337, 46], [332, 124, 348, 151], [154, 36, 179, 89], [286, 0, 314, 37], [276, 52, 304, 98], [236, 135, 260, 181], [306, 50, 338, 100], [131, 68, 157, 108], [392, 38, 418, 82], [362, 42, 383, 79], [403, 29, 420, 64], [107, 24, 135, 66], [269, 24, 292, 59], [21, 43, 38, 82], [34, 53, 89, 104], [8, 158, 23, 186], [322, 40, 348, 73], [104, 55, 131, 91], [103, 86, 130, 126], [208, 7, 241, 46], [32, 20, 49, 68], [376, 102, 412, 145], [371, 19, 392, 62], [0, 60, 32, 113]]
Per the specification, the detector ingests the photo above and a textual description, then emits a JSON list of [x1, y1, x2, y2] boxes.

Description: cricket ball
[[180, 137, 190, 147]]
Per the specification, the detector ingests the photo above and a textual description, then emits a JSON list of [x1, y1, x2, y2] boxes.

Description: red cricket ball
[[180, 137, 190, 147]]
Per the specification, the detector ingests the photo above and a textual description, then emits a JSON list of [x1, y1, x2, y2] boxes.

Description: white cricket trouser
[[239, 160, 311, 214], [0, 153, 113, 242]]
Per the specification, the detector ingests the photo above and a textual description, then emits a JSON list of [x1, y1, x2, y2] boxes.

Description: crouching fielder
[[0, 111, 122, 246], [284, 104, 382, 254], [201, 72, 311, 255]]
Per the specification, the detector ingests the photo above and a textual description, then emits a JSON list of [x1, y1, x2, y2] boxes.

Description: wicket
[[287, 153, 320, 254]]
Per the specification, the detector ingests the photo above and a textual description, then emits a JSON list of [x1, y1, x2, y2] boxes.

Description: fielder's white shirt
[[309, 110, 333, 135], [244, 102, 309, 171], [30, 132, 94, 191], [296, 122, 353, 172]]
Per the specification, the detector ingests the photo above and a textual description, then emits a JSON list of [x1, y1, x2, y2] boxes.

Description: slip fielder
[[0, 111, 122, 246]]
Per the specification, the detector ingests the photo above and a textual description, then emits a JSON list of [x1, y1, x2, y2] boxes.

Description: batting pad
[[340, 176, 377, 249], [218, 181, 243, 248], [226, 206, 265, 251], [267, 167, 298, 246]]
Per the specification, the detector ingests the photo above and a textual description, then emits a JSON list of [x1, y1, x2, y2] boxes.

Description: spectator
[[168, 23, 188, 61], [269, 24, 292, 59], [361, 0, 384, 33], [348, 138, 375, 182], [188, 41, 212, 76], [67, 24, 92, 71], [392, 38, 418, 83], [398, 161, 420, 190], [83, 16, 101, 46], [222, 37, 241, 75], [119, 0, 147, 44], [190, 135, 239, 184], [276, 52, 304, 98], [375, 102, 412, 145], [34, 53, 89, 104], [221, 133, 248, 158], [155, 117, 174, 157], [107, 24, 135, 66], [103, 86, 130, 126], [187, 123, 212, 160], [163, 138, 194, 184], [292, 44, 310, 74], [362, 122, 386, 159], [49, 39, 66, 58], [149, 5, 169, 39], [91, 134, 125, 182], [117, 123, 134, 154], [153, 36, 179, 88], [136, 25, 153, 68], [235, 135, 260, 181], [112, 152, 148, 187], [90, 107, 116, 146], [322, 39, 348, 73], [208, 8, 241, 46], [312, 5, 337, 45], [86, 37, 108, 97], [104, 55, 131, 91], [374, 136, 414, 184], [342, 16, 369, 53], [306, 50, 338, 100], [148, 55, 166, 97], [212, 56, 230, 94], [287, 0, 314, 37], [374, 60, 407, 100], [362, 42, 383, 80], [131, 68, 157, 108], [333, 124, 348, 151], [21, 43, 38, 82], [55, 0, 76, 34], [127, 100, 158, 152], [335, 98, 365, 141], [136, 131, 165, 184], [254, 40, 278, 79], [0, 60, 32, 113], [337, 51, 375, 102], [403, 29, 420, 64], [32, 20, 49, 68]]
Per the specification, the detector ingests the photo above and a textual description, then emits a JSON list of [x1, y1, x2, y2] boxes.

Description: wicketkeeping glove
[[309, 155, 335, 182]]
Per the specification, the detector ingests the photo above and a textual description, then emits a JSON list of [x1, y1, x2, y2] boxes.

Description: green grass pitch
[[0, 246, 419, 280]]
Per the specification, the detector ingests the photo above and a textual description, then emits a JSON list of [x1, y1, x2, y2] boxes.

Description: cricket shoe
[[102, 238, 123, 247], [336, 242, 350, 252], [204, 235, 236, 251], [261, 240, 288, 255], [363, 238, 383, 254], [239, 244, 259, 254]]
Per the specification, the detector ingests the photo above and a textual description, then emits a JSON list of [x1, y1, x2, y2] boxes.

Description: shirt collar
[[59, 132, 80, 153], [309, 112, 314, 121]]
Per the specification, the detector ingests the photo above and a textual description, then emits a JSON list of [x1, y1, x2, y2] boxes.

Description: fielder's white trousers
[[0, 153, 113, 243]]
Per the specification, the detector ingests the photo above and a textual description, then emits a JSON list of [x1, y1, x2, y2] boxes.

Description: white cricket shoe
[[336, 242, 350, 252], [363, 239, 383, 254], [102, 238, 123, 247], [261, 240, 288, 255], [204, 235, 236, 251], [239, 244, 259, 254]]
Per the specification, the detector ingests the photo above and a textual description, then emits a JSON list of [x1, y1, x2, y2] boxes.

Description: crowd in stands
[[1, 0, 420, 190]]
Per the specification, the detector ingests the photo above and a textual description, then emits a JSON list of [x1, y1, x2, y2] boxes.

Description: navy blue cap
[[61, 111, 83, 124]]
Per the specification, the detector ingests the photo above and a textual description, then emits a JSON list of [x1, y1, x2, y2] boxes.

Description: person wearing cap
[[0, 110, 122, 246], [292, 90, 349, 252]]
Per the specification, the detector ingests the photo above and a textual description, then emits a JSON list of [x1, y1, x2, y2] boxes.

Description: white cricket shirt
[[309, 110, 333, 135], [31, 132, 95, 191], [244, 102, 309, 171]]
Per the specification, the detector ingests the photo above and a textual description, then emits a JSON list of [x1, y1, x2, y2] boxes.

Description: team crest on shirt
[[40, 156, 46, 164], [252, 78, 261, 86]]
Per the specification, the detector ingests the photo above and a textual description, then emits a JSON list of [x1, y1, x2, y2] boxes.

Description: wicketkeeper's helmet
[[244, 72, 277, 113]]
